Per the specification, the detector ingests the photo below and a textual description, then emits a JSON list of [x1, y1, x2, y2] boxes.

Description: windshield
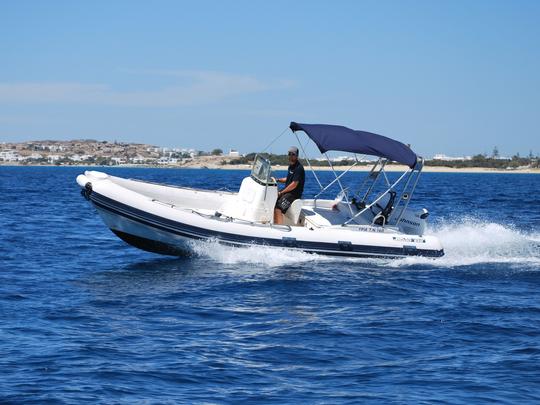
[[251, 155, 272, 184]]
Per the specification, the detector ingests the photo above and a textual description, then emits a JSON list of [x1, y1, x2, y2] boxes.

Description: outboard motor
[[398, 208, 429, 235]]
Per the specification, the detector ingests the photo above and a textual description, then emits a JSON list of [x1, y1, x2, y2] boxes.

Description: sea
[[1, 166, 539, 404]]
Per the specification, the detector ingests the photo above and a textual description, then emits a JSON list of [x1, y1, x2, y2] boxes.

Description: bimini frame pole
[[386, 165, 416, 224], [391, 157, 424, 225], [359, 158, 387, 203], [295, 132, 323, 190], [313, 160, 358, 199], [325, 153, 355, 217], [343, 167, 411, 226]]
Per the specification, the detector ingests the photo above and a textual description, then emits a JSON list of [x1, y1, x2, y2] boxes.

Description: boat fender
[[81, 182, 93, 200]]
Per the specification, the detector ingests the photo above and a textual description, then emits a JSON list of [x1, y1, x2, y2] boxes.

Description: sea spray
[[187, 219, 540, 269], [390, 218, 540, 268], [187, 238, 330, 268]]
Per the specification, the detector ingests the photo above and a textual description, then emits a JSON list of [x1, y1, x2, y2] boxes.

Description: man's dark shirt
[[285, 161, 305, 199]]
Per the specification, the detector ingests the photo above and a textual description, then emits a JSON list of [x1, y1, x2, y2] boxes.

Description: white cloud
[[0, 71, 295, 107]]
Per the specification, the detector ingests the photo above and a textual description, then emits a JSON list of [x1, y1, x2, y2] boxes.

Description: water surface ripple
[[1, 167, 539, 403]]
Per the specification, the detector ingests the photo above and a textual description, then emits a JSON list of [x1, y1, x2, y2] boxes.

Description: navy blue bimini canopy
[[290, 122, 417, 168]]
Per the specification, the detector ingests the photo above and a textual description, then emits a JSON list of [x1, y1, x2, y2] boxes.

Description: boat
[[76, 122, 444, 258]]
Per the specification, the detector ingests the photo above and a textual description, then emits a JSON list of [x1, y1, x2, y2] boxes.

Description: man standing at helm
[[273, 146, 305, 225]]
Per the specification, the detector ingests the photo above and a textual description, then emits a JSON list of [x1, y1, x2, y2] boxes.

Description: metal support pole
[[314, 161, 358, 199], [295, 132, 323, 190], [354, 159, 379, 200], [325, 153, 355, 217], [394, 158, 424, 225], [361, 159, 387, 202], [343, 168, 410, 226], [381, 168, 391, 187], [387, 169, 415, 224]]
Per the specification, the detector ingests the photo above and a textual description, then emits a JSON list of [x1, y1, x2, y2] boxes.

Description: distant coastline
[[1, 139, 538, 173], [1, 162, 539, 174]]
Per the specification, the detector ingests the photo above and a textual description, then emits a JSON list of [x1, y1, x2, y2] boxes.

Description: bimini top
[[290, 122, 417, 168]]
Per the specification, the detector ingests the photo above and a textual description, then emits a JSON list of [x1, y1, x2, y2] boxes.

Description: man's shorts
[[276, 192, 297, 214]]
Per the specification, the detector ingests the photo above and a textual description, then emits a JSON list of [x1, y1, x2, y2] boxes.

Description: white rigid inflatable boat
[[76, 122, 444, 258]]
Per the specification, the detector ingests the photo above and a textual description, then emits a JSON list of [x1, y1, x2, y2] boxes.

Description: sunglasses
[[288, 152, 297, 156]]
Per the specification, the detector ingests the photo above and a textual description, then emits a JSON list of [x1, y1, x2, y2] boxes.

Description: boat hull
[[87, 188, 444, 259]]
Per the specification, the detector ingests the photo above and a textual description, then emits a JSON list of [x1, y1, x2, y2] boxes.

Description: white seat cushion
[[284, 199, 303, 225]]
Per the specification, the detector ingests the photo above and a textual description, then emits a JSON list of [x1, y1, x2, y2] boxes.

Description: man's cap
[[288, 146, 299, 156]]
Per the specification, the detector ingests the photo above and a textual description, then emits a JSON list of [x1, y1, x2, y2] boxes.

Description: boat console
[[218, 155, 278, 223]]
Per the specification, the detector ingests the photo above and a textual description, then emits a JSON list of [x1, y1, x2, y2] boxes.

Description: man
[[273, 146, 305, 224]]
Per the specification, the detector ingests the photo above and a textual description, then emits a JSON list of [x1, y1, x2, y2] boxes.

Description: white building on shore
[[156, 157, 179, 165], [130, 155, 147, 164], [432, 154, 472, 161], [47, 155, 62, 163], [0, 150, 20, 162]]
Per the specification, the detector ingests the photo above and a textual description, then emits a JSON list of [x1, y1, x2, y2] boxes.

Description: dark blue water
[[1, 166, 539, 403]]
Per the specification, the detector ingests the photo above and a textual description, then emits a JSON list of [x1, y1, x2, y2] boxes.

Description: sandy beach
[[177, 161, 540, 174], [2, 161, 539, 174], [218, 164, 540, 174]]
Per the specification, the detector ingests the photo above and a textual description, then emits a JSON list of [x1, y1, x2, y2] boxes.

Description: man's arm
[[279, 181, 298, 196]]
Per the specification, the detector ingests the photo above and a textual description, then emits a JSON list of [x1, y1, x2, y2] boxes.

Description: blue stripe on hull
[[89, 192, 444, 258]]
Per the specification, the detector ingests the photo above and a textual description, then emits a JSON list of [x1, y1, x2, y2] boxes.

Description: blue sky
[[1, 0, 539, 157]]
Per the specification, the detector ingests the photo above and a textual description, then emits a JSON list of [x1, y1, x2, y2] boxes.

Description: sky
[[1, 0, 539, 158]]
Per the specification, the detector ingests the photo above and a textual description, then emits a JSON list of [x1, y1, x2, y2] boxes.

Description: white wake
[[390, 219, 540, 268], [188, 239, 333, 268], [187, 219, 540, 269]]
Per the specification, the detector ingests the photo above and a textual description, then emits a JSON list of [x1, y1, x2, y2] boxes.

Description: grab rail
[[188, 207, 292, 231], [130, 178, 236, 194]]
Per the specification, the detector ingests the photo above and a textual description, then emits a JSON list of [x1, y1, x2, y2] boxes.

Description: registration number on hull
[[356, 226, 385, 233], [393, 236, 426, 244]]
